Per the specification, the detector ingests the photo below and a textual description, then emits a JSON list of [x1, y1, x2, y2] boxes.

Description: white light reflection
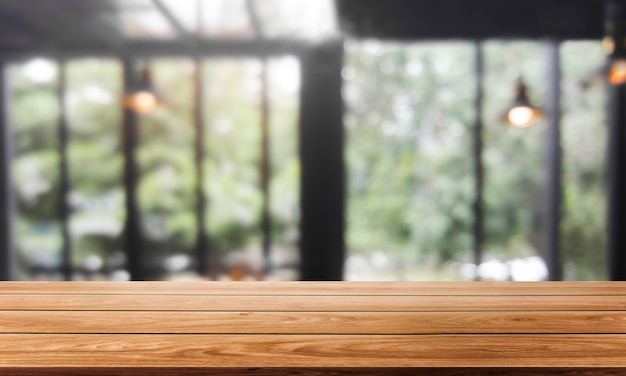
[[22, 58, 56, 84]]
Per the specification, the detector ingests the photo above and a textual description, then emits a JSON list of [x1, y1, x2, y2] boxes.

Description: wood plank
[[1, 294, 624, 311], [1, 334, 626, 368], [2, 367, 625, 376], [0, 281, 624, 296], [1, 282, 625, 375], [2, 311, 625, 334]]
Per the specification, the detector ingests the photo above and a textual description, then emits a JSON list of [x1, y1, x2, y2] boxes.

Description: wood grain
[[2, 311, 625, 334], [3, 368, 626, 376], [2, 294, 625, 311], [1, 281, 625, 375], [1, 334, 626, 368], [1, 281, 624, 296]]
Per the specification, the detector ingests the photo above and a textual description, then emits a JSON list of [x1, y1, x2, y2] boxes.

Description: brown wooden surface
[[2, 294, 625, 311], [2, 310, 625, 334], [0, 281, 625, 375], [1, 281, 625, 295], [2, 334, 626, 367], [3, 368, 626, 376]]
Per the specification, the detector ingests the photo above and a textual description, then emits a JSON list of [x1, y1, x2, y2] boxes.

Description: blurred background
[[0, 0, 623, 281]]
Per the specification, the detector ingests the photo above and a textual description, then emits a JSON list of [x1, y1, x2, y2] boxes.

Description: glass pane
[[268, 56, 300, 280], [11, 59, 61, 280], [160, 0, 199, 33], [344, 41, 474, 281], [137, 59, 196, 280], [201, 0, 254, 38], [66, 59, 124, 280], [482, 41, 546, 281], [114, 0, 176, 39], [560, 41, 607, 280], [204, 59, 262, 280], [252, 0, 337, 39]]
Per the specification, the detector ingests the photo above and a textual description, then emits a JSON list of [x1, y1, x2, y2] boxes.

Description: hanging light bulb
[[124, 65, 160, 113], [579, 2, 626, 89], [604, 1, 626, 86], [501, 77, 544, 128], [507, 106, 535, 128], [578, 34, 626, 88], [608, 59, 626, 85], [125, 90, 158, 113], [599, 35, 626, 85]]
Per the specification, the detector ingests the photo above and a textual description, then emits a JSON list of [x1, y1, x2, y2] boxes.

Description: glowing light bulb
[[603, 36, 615, 55], [609, 60, 626, 85], [507, 106, 534, 128], [125, 91, 157, 113]]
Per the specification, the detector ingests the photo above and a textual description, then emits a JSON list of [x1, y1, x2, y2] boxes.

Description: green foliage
[[11, 40, 607, 280], [11, 64, 62, 270], [345, 40, 607, 280], [560, 42, 607, 280], [346, 41, 474, 267], [13, 56, 301, 277]]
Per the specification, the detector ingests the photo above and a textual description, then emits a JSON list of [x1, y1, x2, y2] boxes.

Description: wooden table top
[[1, 281, 625, 375]]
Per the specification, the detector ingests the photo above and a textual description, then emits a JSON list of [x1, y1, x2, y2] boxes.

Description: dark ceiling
[[336, 0, 605, 40], [0, 0, 123, 54], [0, 0, 606, 61]]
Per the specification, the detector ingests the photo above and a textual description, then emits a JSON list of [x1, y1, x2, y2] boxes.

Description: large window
[[344, 40, 607, 281], [344, 41, 474, 280], [11, 57, 301, 281]]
